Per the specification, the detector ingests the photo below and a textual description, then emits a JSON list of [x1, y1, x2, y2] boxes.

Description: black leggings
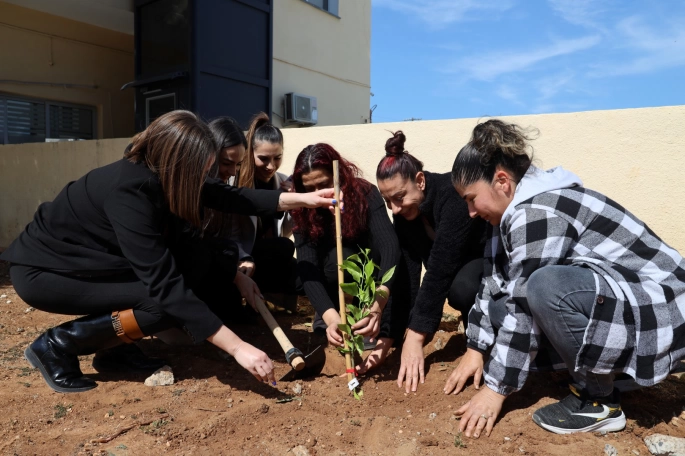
[[10, 265, 175, 335], [9, 234, 248, 335], [251, 237, 298, 295], [446, 258, 484, 316]]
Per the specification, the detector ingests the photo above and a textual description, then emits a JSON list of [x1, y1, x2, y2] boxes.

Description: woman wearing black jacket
[[376, 131, 486, 393], [0, 110, 337, 393], [290, 143, 401, 373]]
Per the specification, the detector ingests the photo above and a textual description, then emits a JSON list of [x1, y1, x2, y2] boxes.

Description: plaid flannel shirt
[[467, 184, 685, 396]]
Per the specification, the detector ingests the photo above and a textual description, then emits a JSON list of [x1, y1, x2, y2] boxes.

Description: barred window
[[0, 94, 96, 145]]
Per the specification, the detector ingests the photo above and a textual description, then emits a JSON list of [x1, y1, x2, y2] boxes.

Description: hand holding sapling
[[337, 248, 395, 399]]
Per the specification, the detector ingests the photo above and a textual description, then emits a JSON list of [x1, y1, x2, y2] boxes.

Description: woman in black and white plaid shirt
[[445, 119, 685, 437]]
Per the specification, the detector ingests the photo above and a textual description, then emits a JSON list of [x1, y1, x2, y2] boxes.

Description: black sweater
[[294, 184, 400, 317], [1, 158, 280, 342], [395, 171, 486, 334]]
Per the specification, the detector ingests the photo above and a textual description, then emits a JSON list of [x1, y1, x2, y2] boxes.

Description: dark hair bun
[[384, 131, 406, 156]]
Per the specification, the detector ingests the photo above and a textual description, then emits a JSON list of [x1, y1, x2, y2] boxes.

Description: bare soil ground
[[1, 260, 684, 456]]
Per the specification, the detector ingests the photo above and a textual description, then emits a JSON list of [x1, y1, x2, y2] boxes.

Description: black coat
[[394, 171, 486, 334], [1, 158, 280, 342]]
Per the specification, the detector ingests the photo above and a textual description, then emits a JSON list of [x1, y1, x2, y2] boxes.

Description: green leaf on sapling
[[339, 282, 358, 296], [380, 266, 396, 285], [346, 254, 361, 264], [337, 323, 351, 334], [340, 260, 362, 283], [376, 288, 388, 300], [347, 314, 356, 326], [364, 261, 375, 281]]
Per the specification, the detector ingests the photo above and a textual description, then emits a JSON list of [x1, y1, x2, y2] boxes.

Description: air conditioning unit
[[284, 93, 318, 126]]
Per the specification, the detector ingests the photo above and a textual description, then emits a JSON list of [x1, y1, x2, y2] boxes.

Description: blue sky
[[370, 0, 685, 122]]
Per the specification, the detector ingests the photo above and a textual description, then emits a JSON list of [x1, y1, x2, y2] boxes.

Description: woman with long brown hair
[[0, 110, 337, 393], [213, 113, 298, 310]]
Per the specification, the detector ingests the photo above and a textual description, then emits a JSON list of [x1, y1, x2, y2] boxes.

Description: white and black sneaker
[[532, 385, 626, 434]]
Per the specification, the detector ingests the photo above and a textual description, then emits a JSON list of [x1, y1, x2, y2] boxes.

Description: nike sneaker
[[532, 385, 626, 434]]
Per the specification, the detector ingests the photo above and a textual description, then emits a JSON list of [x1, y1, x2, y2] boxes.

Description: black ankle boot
[[92, 344, 167, 372], [25, 314, 123, 393]]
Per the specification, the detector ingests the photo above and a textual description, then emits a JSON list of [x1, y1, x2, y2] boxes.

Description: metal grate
[[0, 94, 96, 145]]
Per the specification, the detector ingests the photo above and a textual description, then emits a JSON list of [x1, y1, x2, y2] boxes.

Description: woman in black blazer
[[0, 110, 337, 393]]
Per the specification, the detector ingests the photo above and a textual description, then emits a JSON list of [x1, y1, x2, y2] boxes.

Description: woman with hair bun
[[376, 131, 486, 393], [291, 143, 401, 373], [446, 119, 685, 438]]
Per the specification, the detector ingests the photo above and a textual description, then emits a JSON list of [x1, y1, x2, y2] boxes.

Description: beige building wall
[[272, 0, 371, 128], [0, 2, 135, 139], [1, 105, 684, 255], [278, 105, 685, 254]]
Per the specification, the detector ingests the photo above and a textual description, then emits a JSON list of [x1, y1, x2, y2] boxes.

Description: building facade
[[0, 0, 371, 144]]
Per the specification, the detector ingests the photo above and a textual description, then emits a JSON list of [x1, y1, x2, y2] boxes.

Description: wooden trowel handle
[[253, 295, 305, 371]]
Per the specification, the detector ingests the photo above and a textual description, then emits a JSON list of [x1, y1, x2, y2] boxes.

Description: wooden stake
[[333, 160, 354, 383]]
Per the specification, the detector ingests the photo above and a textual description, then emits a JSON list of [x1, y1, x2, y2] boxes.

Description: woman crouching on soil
[[375, 131, 486, 392], [0, 110, 338, 393], [290, 144, 401, 373], [446, 119, 685, 437], [222, 113, 298, 311]]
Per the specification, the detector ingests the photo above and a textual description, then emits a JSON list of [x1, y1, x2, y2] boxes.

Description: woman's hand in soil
[[443, 347, 484, 395], [455, 387, 506, 438], [355, 337, 393, 374], [322, 309, 344, 347], [238, 260, 255, 278], [397, 329, 426, 393], [233, 271, 263, 311], [206, 326, 276, 385], [232, 341, 276, 384]]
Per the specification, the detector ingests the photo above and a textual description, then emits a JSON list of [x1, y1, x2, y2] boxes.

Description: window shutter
[[6, 98, 46, 144], [0, 97, 6, 144], [49, 104, 95, 140]]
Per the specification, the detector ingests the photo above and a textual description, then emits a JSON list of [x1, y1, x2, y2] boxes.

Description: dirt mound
[[0, 260, 684, 455]]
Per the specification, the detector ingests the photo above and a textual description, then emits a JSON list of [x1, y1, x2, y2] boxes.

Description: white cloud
[[547, 0, 612, 31], [495, 84, 523, 105], [536, 71, 576, 100], [589, 17, 685, 77], [446, 35, 601, 81], [373, 0, 514, 28]]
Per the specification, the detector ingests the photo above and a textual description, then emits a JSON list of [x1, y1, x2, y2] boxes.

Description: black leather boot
[[25, 314, 122, 393], [92, 343, 167, 372]]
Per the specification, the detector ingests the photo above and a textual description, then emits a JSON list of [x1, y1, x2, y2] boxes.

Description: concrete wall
[[272, 0, 371, 128], [1, 105, 684, 255], [0, 2, 135, 139]]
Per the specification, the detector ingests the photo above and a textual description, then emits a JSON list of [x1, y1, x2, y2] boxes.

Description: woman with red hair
[[291, 144, 401, 373]]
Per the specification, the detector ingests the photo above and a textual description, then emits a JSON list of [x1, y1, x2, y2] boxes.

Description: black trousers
[[9, 234, 248, 336], [10, 264, 175, 336], [251, 237, 298, 295], [389, 257, 484, 338], [446, 258, 484, 316]]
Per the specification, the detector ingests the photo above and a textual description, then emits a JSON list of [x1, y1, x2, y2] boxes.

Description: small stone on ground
[[644, 433, 685, 455], [604, 444, 618, 456], [144, 365, 174, 386]]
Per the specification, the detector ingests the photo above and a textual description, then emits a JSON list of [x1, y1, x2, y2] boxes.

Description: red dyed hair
[[291, 143, 371, 242], [376, 130, 424, 182]]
